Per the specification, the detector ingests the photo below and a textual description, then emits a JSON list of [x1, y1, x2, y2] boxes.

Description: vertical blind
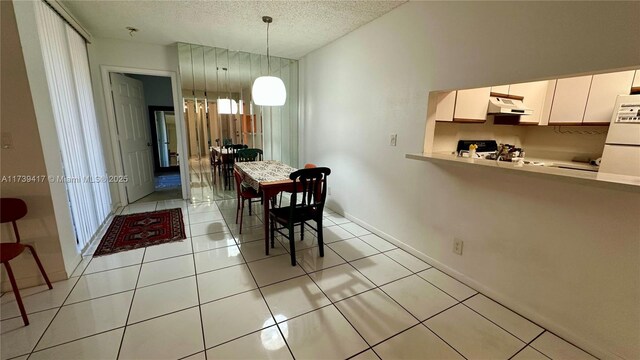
[[34, 1, 111, 249]]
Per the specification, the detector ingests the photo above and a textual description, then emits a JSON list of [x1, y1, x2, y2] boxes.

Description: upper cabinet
[[453, 87, 491, 122], [435, 91, 456, 122], [431, 68, 638, 126], [509, 80, 553, 125], [583, 70, 635, 124], [490, 85, 509, 95], [548, 75, 592, 124], [632, 70, 640, 89]]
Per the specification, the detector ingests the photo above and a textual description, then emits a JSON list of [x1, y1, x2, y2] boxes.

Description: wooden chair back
[[237, 148, 263, 162], [288, 167, 331, 221]]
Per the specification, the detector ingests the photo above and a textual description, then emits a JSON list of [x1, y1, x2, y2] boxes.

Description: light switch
[[389, 134, 397, 147], [1, 132, 13, 149]]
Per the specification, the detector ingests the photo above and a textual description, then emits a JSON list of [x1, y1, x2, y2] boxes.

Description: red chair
[[1, 198, 53, 326], [233, 170, 262, 234]]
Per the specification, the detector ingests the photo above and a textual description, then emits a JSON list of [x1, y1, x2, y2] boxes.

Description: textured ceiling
[[61, 0, 405, 59]]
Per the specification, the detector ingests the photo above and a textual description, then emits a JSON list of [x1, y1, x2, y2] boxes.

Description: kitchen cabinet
[[539, 80, 556, 126], [509, 80, 553, 125], [453, 87, 490, 122], [435, 91, 456, 122], [583, 70, 635, 124], [491, 85, 510, 95], [548, 75, 592, 124], [633, 70, 640, 89]]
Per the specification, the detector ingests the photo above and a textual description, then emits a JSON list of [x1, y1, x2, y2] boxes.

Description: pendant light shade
[[252, 76, 286, 106], [217, 98, 238, 114], [252, 16, 286, 107]]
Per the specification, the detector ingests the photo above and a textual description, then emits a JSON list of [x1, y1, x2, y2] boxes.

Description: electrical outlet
[[389, 134, 397, 146], [328, 186, 332, 195], [453, 239, 464, 255]]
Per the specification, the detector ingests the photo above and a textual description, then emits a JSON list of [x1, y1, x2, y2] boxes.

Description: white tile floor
[[0, 199, 598, 360]]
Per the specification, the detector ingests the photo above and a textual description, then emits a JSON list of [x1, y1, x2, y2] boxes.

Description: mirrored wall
[[178, 43, 299, 201]]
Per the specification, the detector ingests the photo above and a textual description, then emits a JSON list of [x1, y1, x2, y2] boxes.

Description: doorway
[[103, 69, 188, 205], [146, 105, 181, 201]]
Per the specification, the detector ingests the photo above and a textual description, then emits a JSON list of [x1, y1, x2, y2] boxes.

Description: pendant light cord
[[266, 21, 271, 75]]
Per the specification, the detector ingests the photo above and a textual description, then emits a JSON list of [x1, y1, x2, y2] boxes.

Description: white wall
[[1, 0, 72, 289], [301, 2, 640, 359], [10, 0, 84, 281], [128, 74, 174, 107]]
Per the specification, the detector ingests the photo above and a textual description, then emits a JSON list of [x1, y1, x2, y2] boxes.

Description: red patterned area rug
[[93, 208, 186, 257]]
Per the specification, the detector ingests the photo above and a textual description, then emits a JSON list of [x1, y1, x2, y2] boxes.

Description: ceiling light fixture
[[126, 26, 138, 37], [251, 16, 286, 106]]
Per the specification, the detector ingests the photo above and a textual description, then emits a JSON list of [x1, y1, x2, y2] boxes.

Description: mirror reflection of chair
[[269, 167, 331, 266], [222, 144, 247, 190], [233, 170, 262, 234], [210, 148, 222, 184], [0, 198, 53, 326], [236, 148, 263, 162]]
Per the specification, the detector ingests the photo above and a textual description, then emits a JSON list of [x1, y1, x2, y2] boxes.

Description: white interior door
[[110, 73, 154, 203]]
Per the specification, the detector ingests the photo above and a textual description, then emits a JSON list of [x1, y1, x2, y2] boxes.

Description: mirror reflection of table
[[234, 160, 298, 254]]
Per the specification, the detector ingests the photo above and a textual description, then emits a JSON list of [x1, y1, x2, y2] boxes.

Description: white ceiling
[[61, 0, 405, 59]]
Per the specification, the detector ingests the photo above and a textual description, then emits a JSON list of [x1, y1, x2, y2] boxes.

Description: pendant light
[[217, 67, 239, 115], [252, 16, 286, 106]]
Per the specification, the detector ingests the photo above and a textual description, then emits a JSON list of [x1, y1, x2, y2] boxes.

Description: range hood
[[488, 96, 533, 115]]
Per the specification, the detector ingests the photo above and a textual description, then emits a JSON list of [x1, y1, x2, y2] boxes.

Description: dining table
[[211, 146, 234, 187], [234, 160, 298, 255]]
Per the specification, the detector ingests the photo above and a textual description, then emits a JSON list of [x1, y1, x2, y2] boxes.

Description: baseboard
[[334, 208, 621, 360]]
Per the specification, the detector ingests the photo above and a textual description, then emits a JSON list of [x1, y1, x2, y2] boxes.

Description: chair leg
[[317, 219, 324, 257], [25, 245, 52, 289], [239, 199, 245, 234], [270, 217, 275, 249], [3, 262, 29, 326], [12, 221, 21, 243], [235, 198, 240, 224], [248, 199, 252, 216], [300, 222, 304, 241], [278, 193, 283, 208], [288, 225, 296, 266]]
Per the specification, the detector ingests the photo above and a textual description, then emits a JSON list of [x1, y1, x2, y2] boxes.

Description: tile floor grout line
[[294, 246, 378, 358], [421, 323, 470, 360], [187, 204, 210, 360], [339, 253, 468, 357], [5, 202, 593, 359], [114, 244, 148, 360], [509, 330, 551, 360], [379, 248, 430, 274], [290, 233, 469, 359], [213, 198, 298, 360], [26, 326, 127, 357], [0, 278, 81, 322], [24, 264, 91, 359], [221, 202, 590, 358], [459, 298, 538, 345], [346, 347, 381, 360]]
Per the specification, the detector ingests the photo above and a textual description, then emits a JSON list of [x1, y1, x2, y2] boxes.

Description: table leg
[[263, 189, 271, 255]]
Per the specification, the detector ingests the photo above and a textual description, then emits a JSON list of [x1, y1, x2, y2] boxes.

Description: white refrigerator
[[599, 95, 640, 177]]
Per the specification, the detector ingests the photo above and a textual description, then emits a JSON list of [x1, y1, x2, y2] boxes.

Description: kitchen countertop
[[406, 152, 640, 191]]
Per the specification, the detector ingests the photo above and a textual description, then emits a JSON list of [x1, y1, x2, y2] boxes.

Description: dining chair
[[233, 170, 262, 234], [222, 144, 248, 190], [269, 167, 331, 266], [236, 148, 263, 162], [210, 149, 222, 184], [0, 198, 53, 326], [279, 163, 316, 207]]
